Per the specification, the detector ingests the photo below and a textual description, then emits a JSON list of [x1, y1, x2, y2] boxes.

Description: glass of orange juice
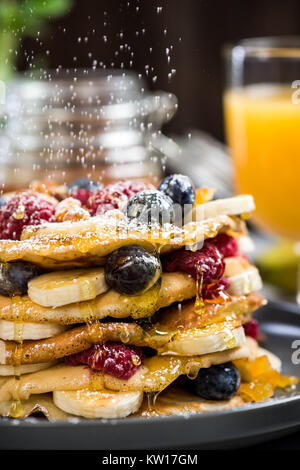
[[223, 37, 300, 301]]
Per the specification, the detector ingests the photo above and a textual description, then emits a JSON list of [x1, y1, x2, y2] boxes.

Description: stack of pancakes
[[0, 193, 285, 420]]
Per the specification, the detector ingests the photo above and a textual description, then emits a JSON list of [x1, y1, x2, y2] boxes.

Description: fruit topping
[[88, 180, 149, 216], [66, 342, 143, 380], [0, 192, 56, 240], [106, 180, 150, 199], [202, 277, 230, 301], [68, 178, 102, 205], [243, 319, 259, 340], [88, 188, 126, 215], [105, 245, 162, 295], [164, 244, 224, 285], [55, 197, 81, 221], [68, 177, 101, 192], [185, 362, 241, 400], [69, 188, 94, 206], [234, 355, 298, 402], [194, 187, 216, 205], [0, 261, 39, 296], [126, 190, 175, 225], [210, 233, 239, 258], [55, 197, 90, 222], [158, 174, 195, 208], [63, 207, 90, 222]]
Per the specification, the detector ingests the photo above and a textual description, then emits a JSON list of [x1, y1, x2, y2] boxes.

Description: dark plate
[[0, 303, 300, 450]]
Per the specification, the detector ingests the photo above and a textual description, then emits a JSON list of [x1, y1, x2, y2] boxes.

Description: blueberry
[[158, 174, 195, 208], [186, 362, 241, 400], [0, 198, 6, 208], [68, 178, 102, 193], [126, 190, 175, 225], [0, 261, 39, 297], [105, 245, 162, 295]]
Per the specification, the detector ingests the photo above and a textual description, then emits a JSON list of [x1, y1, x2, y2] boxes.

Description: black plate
[[0, 303, 300, 450]]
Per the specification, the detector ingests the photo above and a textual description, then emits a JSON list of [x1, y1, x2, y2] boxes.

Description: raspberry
[[68, 179, 102, 206], [88, 189, 126, 216], [243, 319, 259, 340], [163, 243, 224, 284], [0, 192, 56, 240], [107, 180, 151, 198], [203, 277, 230, 300], [210, 233, 239, 258], [69, 188, 93, 206], [66, 342, 143, 380], [88, 180, 149, 216]]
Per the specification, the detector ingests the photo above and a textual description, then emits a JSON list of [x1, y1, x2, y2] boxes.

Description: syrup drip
[[194, 272, 205, 315], [143, 391, 160, 417], [119, 281, 161, 320], [10, 296, 25, 418], [204, 285, 231, 306]]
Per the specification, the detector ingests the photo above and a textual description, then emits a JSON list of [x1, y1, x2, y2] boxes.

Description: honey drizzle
[[10, 296, 25, 418], [194, 272, 205, 315], [144, 391, 160, 417]]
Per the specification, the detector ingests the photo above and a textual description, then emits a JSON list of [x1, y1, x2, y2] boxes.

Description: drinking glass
[[223, 37, 300, 301]]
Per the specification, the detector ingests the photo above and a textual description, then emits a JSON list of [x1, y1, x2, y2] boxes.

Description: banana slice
[[53, 389, 143, 419], [193, 195, 255, 221], [0, 319, 67, 340], [237, 235, 255, 253], [224, 257, 262, 296], [160, 326, 245, 356], [0, 361, 56, 376], [28, 268, 108, 308]]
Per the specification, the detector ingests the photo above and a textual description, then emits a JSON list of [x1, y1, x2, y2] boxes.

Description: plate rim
[[0, 390, 299, 428]]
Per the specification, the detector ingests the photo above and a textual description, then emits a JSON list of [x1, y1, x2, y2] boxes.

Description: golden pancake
[[155, 293, 265, 329], [0, 214, 246, 269], [0, 393, 70, 420], [0, 337, 257, 400], [0, 291, 263, 365], [0, 272, 196, 324]]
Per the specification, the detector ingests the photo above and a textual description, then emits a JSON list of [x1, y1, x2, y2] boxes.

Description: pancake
[[0, 290, 264, 365], [0, 345, 283, 420], [0, 272, 196, 324], [155, 293, 265, 329], [0, 389, 246, 420], [0, 337, 257, 401], [135, 386, 245, 417], [0, 393, 70, 420], [0, 214, 246, 269], [0, 272, 265, 326]]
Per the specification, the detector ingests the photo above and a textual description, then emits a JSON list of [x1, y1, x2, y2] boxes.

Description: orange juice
[[224, 84, 300, 239]]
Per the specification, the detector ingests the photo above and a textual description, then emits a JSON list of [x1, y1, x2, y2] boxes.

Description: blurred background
[[4, 0, 300, 140]]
